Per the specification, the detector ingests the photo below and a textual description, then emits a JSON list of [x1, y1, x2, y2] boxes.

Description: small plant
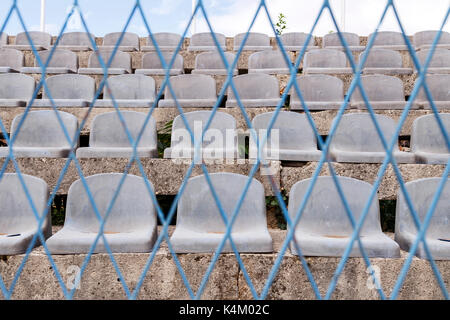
[[275, 13, 287, 35]]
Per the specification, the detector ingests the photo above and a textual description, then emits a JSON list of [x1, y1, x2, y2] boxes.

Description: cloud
[[149, 0, 184, 15]]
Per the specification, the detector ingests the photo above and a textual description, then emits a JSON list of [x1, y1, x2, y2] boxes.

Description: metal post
[[40, 0, 46, 32], [192, 0, 197, 35], [341, 0, 346, 31]]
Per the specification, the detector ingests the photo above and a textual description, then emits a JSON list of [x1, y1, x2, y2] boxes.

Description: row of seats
[[1, 110, 449, 165], [1, 47, 449, 76], [1, 30, 450, 52], [0, 73, 447, 109], [0, 172, 448, 259]]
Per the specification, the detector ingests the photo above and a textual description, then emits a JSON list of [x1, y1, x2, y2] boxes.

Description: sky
[[0, 0, 448, 38]]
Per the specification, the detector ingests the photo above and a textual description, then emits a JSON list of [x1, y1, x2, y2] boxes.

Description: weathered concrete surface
[[0, 108, 444, 136], [0, 158, 281, 196], [281, 163, 446, 200], [1, 229, 449, 300]]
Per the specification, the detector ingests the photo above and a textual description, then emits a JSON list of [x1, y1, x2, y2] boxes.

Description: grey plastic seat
[[329, 113, 414, 163], [280, 32, 318, 51], [323, 32, 364, 52], [303, 49, 352, 74], [171, 172, 272, 253], [416, 48, 450, 74], [248, 50, 292, 74], [226, 73, 280, 108], [164, 111, 237, 159], [0, 48, 23, 73], [135, 51, 184, 76], [46, 174, 158, 254], [361, 48, 413, 75], [0, 32, 7, 47], [101, 32, 139, 52], [192, 51, 237, 76], [142, 32, 183, 52], [96, 74, 156, 107], [288, 176, 400, 257], [58, 32, 94, 51], [158, 74, 217, 108], [368, 31, 408, 51], [78, 49, 131, 75], [351, 75, 407, 109], [21, 49, 78, 74], [6, 31, 51, 51], [188, 32, 226, 51], [290, 75, 344, 110], [233, 32, 272, 51], [411, 113, 450, 164], [0, 110, 78, 158], [0, 173, 51, 255], [33, 74, 95, 107], [395, 177, 450, 260], [249, 111, 321, 161], [415, 74, 450, 109], [0, 73, 35, 107], [414, 30, 450, 50], [76, 111, 157, 158]]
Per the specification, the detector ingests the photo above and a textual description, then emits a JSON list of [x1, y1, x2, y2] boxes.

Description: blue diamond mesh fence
[[0, 0, 448, 300]]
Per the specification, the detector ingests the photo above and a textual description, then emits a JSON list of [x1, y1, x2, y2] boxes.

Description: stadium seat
[[414, 30, 450, 50], [279, 32, 318, 51], [0, 173, 51, 255], [249, 111, 322, 161], [248, 50, 292, 74], [76, 111, 157, 158], [101, 32, 139, 52], [303, 48, 352, 74], [0, 48, 23, 73], [32, 74, 95, 107], [361, 48, 413, 75], [78, 49, 131, 74], [411, 113, 450, 164], [395, 177, 450, 260], [0, 73, 35, 107], [163, 110, 237, 159], [170, 172, 273, 253], [415, 74, 450, 109], [323, 32, 365, 52], [226, 73, 280, 107], [135, 51, 184, 76], [0, 110, 78, 158], [142, 32, 183, 52], [21, 49, 78, 74], [233, 32, 272, 51], [368, 31, 408, 51], [329, 113, 415, 163], [6, 31, 51, 51], [158, 74, 217, 107], [188, 32, 226, 51], [416, 48, 450, 74], [46, 174, 158, 254], [288, 176, 400, 257], [191, 51, 237, 76], [290, 74, 344, 110], [58, 32, 94, 51]]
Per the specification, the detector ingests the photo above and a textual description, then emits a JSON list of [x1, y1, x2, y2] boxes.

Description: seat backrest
[[15, 31, 51, 46], [291, 74, 344, 102], [0, 32, 7, 46], [304, 49, 347, 68], [248, 50, 290, 69], [280, 32, 314, 48], [103, 32, 139, 48], [177, 173, 266, 233], [330, 113, 399, 153], [43, 74, 95, 100], [147, 32, 182, 49], [227, 73, 279, 100], [289, 176, 381, 236], [87, 49, 131, 71], [323, 32, 360, 47], [103, 74, 155, 100], [414, 30, 450, 48], [169, 111, 236, 150], [251, 111, 318, 151], [34, 49, 77, 70], [396, 178, 450, 239], [351, 75, 405, 102], [164, 74, 216, 100], [0, 48, 23, 69], [362, 48, 403, 68], [65, 174, 156, 233], [0, 73, 35, 99], [411, 113, 450, 154], [195, 51, 235, 70], [0, 173, 48, 234], [368, 31, 406, 46], [234, 32, 270, 48], [190, 32, 226, 48], [416, 48, 450, 68], [141, 51, 184, 70], [90, 111, 157, 148], [416, 74, 450, 102], [11, 110, 78, 148], [60, 32, 94, 48]]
